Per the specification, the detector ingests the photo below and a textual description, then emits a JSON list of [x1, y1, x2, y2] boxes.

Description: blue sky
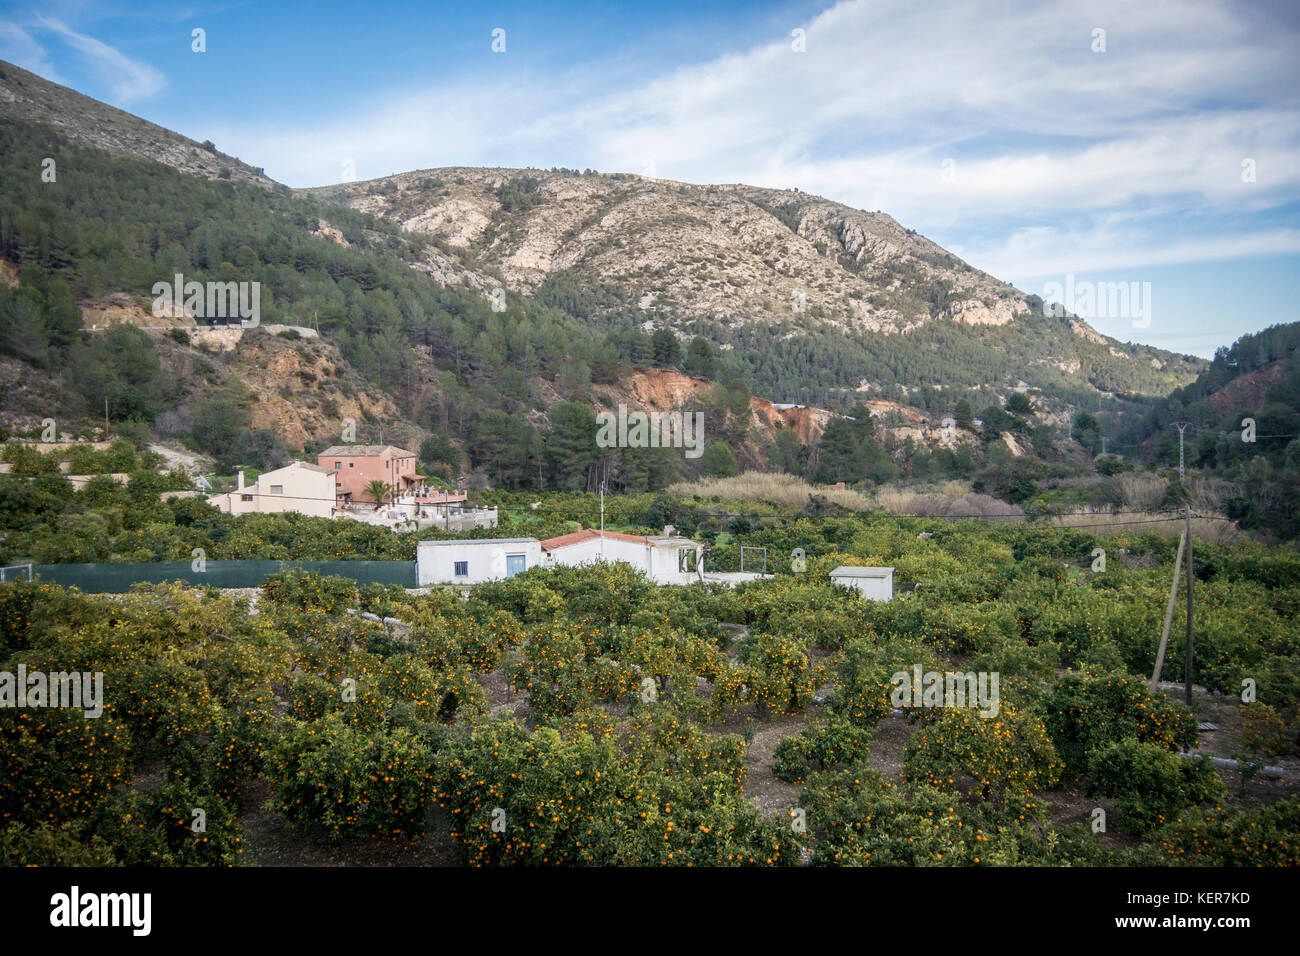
[[2, 0, 1298, 358]]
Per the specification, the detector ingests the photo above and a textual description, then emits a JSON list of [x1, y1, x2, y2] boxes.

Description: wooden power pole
[[1151, 529, 1185, 692]]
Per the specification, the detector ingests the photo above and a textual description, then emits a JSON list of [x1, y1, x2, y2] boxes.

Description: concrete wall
[[831, 572, 894, 602], [545, 535, 648, 571], [545, 536, 701, 586], [648, 543, 699, 585], [417, 539, 542, 585]]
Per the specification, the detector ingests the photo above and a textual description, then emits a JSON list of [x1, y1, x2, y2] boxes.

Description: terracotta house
[[318, 444, 423, 505]]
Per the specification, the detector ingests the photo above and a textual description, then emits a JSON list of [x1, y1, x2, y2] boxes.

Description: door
[[506, 553, 527, 577]]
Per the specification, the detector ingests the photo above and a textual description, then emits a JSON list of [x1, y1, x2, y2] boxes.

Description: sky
[[1, 0, 1297, 358]]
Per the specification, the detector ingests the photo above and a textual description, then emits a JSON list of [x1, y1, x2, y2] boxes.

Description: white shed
[[829, 565, 894, 601], [417, 538, 542, 585], [540, 529, 702, 586]]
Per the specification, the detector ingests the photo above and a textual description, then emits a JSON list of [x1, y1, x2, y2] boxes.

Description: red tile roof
[[540, 528, 651, 551]]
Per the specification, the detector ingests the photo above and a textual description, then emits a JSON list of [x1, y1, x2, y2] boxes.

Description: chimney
[[236, 469, 245, 491]]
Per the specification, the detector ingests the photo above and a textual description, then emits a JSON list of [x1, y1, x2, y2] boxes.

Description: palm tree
[[364, 479, 391, 509]]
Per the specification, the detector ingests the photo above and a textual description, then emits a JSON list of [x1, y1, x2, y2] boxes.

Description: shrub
[[904, 705, 1062, 800], [772, 716, 874, 783], [266, 713, 439, 840], [1241, 702, 1289, 756], [1154, 799, 1300, 866], [1043, 672, 1197, 777], [1088, 737, 1225, 835]]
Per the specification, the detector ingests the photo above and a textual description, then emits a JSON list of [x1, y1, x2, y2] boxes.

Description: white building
[[207, 461, 336, 518], [540, 529, 703, 586], [416, 528, 768, 589], [417, 538, 543, 585], [829, 565, 894, 601]]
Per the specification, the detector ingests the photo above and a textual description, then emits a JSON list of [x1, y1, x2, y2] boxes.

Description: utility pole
[[1171, 421, 1192, 481], [599, 480, 606, 561], [1184, 505, 1194, 706], [1151, 527, 1185, 692], [1101, 436, 1108, 456]]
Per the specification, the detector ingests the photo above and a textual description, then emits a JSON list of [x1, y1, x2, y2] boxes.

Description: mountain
[[0, 61, 276, 187], [0, 59, 1208, 492], [305, 168, 1025, 332], [307, 166, 1204, 407], [1121, 322, 1300, 537]]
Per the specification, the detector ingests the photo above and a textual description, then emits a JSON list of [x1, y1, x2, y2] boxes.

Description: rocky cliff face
[[306, 168, 1028, 334]]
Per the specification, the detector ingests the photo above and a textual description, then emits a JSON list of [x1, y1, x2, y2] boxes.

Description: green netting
[[30, 560, 416, 592]]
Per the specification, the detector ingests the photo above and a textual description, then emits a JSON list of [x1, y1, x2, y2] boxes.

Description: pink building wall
[[318, 445, 419, 504]]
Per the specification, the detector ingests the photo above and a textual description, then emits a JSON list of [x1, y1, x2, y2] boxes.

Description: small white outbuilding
[[540, 529, 703, 586], [829, 565, 894, 602], [417, 538, 542, 585]]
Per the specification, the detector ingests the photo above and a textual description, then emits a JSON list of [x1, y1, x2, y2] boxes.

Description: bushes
[[1088, 738, 1225, 835], [1043, 672, 1198, 777], [266, 713, 439, 840], [1241, 702, 1289, 756], [262, 570, 359, 615], [773, 716, 874, 783], [904, 705, 1063, 799], [1154, 799, 1300, 866]]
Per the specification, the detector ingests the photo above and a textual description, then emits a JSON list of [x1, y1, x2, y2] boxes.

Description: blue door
[[506, 553, 527, 577]]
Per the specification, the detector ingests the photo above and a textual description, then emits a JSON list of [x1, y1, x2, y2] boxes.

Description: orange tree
[[0, 821, 118, 866], [904, 704, 1063, 801], [0, 704, 132, 826], [1043, 671, 1197, 777], [1087, 737, 1225, 835], [799, 768, 1101, 866], [510, 622, 596, 721], [830, 636, 940, 729], [772, 714, 874, 784], [741, 631, 821, 717], [412, 607, 526, 675], [265, 711, 439, 840], [262, 570, 360, 615], [433, 711, 802, 866], [1154, 798, 1300, 866]]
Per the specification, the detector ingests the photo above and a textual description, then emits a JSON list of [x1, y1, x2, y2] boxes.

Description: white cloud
[[0, 21, 60, 79], [35, 16, 165, 104], [957, 225, 1300, 280], [214, 0, 1299, 275]]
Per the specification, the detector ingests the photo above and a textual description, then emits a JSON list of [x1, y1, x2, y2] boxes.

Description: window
[[240, 494, 253, 502], [270, 485, 283, 494], [348, 462, 354, 468], [335, 461, 342, 468], [454, 561, 468, 577]]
